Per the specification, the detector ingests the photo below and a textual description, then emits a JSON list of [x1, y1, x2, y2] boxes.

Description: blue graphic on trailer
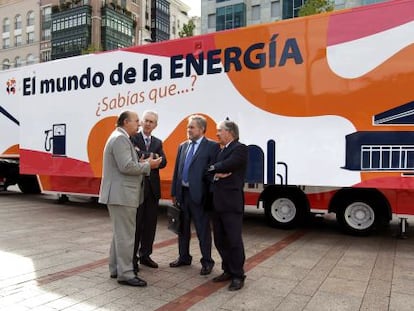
[[374, 101, 414, 125], [245, 140, 288, 185], [344, 131, 414, 171], [0, 105, 19, 126], [44, 124, 67, 157], [344, 101, 414, 172]]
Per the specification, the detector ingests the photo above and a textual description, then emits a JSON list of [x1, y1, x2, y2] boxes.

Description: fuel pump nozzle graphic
[[44, 124, 67, 157]]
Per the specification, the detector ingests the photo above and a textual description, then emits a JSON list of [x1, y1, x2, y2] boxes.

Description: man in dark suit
[[208, 120, 248, 291], [170, 114, 220, 275], [98, 110, 162, 287], [131, 110, 167, 272]]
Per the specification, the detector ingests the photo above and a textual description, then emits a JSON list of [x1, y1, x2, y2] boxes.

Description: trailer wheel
[[17, 175, 40, 194], [337, 200, 376, 236], [264, 192, 305, 229]]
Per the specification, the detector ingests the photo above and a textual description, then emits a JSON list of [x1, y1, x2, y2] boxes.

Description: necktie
[[145, 137, 150, 151], [182, 142, 195, 183]]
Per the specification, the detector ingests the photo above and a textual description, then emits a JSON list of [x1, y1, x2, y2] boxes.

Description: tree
[[298, 0, 334, 17], [81, 45, 102, 55], [178, 20, 195, 38]]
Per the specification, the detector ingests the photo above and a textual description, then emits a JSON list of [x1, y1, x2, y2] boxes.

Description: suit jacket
[[98, 128, 151, 207], [130, 132, 167, 200], [212, 140, 248, 213], [171, 137, 220, 205]]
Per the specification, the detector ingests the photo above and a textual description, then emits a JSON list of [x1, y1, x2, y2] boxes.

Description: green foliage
[[178, 20, 195, 38], [81, 45, 102, 55], [298, 0, 335, 17]]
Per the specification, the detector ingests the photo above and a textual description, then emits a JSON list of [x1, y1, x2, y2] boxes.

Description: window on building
[[3, 59, 10, 70], [283, 0, 305, 19], [15, 34, 22, 46], [271, 1, 281, 18], [15, 14, 22, 29], [3, 18, 10, 33], [251, 5, 260, 20], [216, 4, 245, 31], [27, 11, 35, 26], [208, 14, 216, 28], [42, 6, 51, 22], [26, 54, 35, 65], [41, 50, 51, 62], [15, 56, 22, 67], [27, 32, 35, 44], [3, 38, 10, 49]]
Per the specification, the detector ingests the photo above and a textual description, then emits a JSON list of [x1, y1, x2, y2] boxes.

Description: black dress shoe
[[169, 258, 191, 268], [200, 264, 213, 275], [228, 276, 245, 291], [212, 272, 232, 282], [118, 277, 147, 287], [140, 257, 159, 268], [110, 274, 117, 279]]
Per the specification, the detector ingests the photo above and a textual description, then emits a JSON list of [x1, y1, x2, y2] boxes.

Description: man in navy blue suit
[[170, 114, 220, 275], [209, 120, 248, 291]]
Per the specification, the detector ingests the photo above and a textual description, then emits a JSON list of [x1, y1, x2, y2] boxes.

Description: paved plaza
[[1, 189, 414, 310]]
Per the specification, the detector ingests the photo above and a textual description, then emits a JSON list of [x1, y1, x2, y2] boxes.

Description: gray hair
[[142, 110, 158, 123], [218, 120, 239, 140], [188, 114, 207, 133]]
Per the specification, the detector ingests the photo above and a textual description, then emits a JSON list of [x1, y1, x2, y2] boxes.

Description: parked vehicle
[[1, 0, 414, 235]]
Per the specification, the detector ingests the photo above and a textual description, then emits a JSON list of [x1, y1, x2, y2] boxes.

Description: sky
[[181, 0, 201, 16]]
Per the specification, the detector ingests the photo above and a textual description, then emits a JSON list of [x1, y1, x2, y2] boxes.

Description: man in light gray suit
[[99, 110, 162, 287]]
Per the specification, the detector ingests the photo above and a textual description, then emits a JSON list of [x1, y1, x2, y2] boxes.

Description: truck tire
[[264, 192, 306, 229], [336, 200, 377, 236], [17, 175, 41, 194]]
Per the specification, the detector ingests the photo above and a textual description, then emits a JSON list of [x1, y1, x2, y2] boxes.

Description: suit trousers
[[133, 179, 158, 266], [108, 204, 137, 281], [178, 187, 214, 266], [212, 211, 245, 278]]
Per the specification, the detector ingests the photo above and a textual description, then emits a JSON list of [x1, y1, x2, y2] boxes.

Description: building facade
[[0, 0, 40, 69], [150, 0, 170, 41], [169, 0, 190, 40], [201, 0, 387, 34], [0, 0, 150, 68]]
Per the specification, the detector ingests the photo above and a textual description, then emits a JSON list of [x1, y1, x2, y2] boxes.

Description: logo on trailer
[[6, 78, 16, 95]]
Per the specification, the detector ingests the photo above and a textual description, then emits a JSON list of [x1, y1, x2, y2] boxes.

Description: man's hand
[[148, 156, 162, 169], [214, 172, 232, 181]]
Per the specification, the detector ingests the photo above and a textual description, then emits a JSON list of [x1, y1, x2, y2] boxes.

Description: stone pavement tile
[[329, 265, 372, 282], [220, 276, 297, 311], [19, 291, 62, 308], [186, 290, 237, 311], [359, 294, 389, 311], [273, 293, 311, 311], [44, 296, 79, 309], [244, 265, 272, 281], [0, 306, 30, 311], [304, 291, 362, 311], [264, 263, 311, 282], [293, 276, 328, 297], [359, 279, 391, 310], [61, 302, 97, 311], [318, 277, 367, 298], [391, 277, 414, 295], [389, 292, 414, 311], [175, 275, 211, 290]]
